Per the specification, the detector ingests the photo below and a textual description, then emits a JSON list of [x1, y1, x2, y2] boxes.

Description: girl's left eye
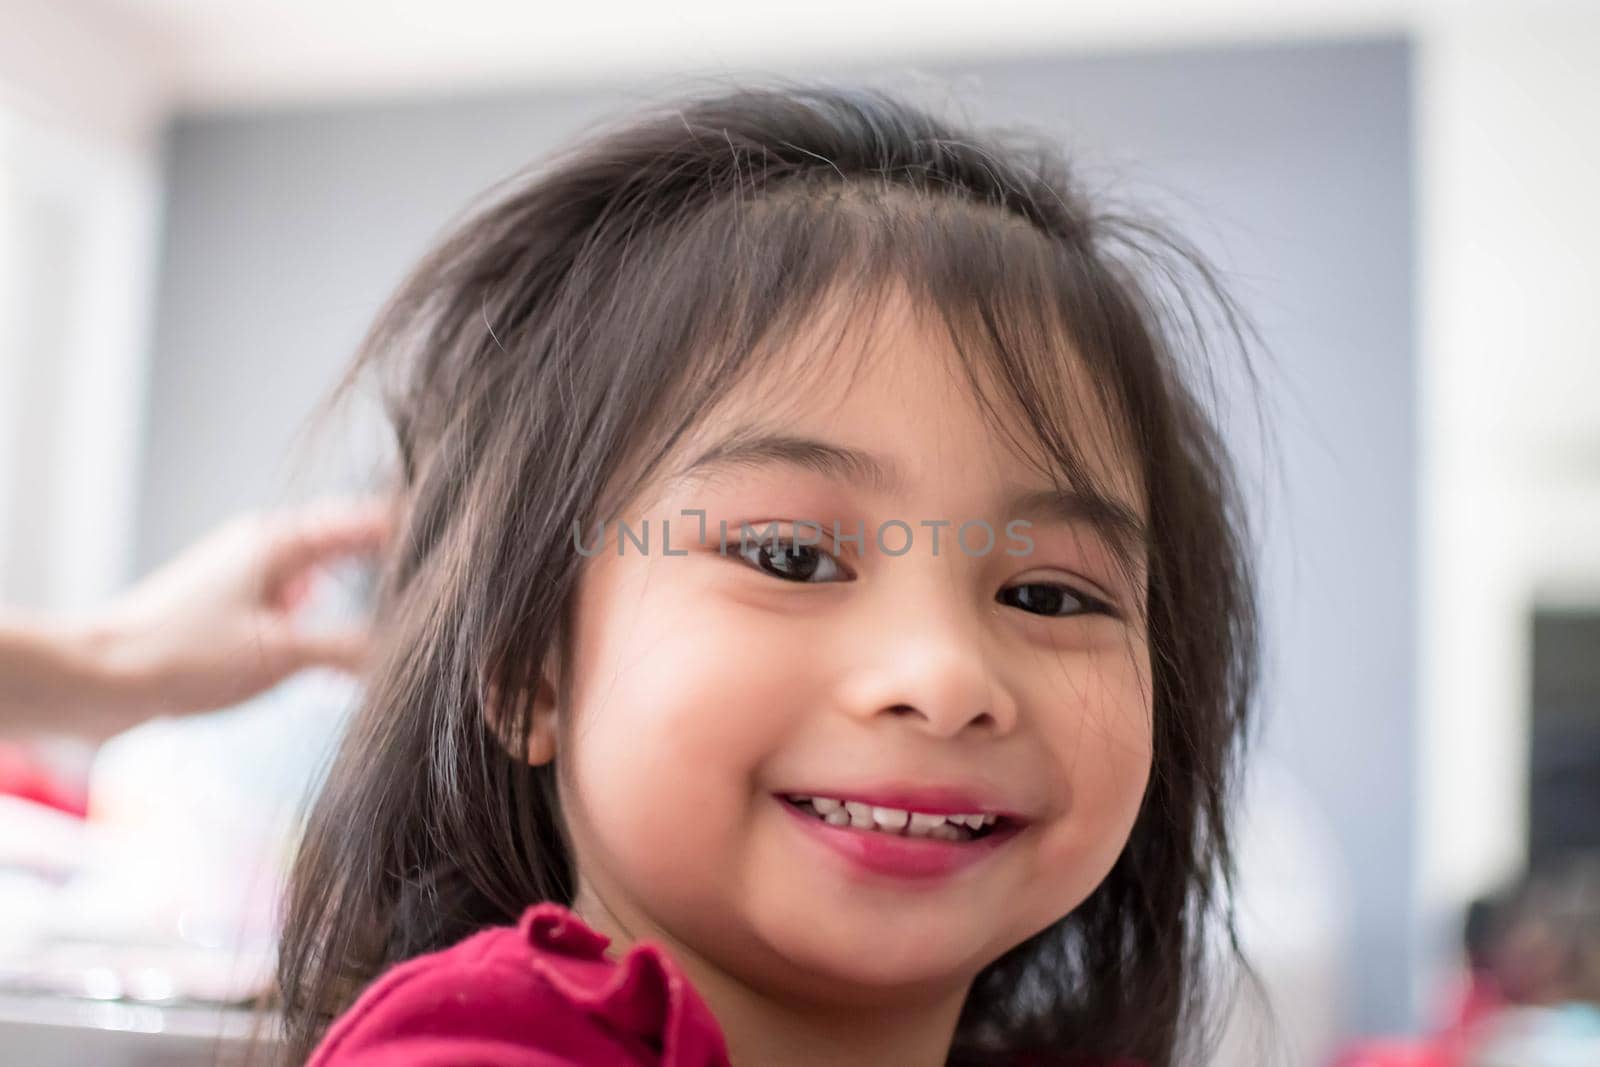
[[998, 582, 1116, 619], [733, 536, 851, 583]]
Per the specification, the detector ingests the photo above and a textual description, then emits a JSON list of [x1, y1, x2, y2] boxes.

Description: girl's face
[[548, 287, 1153, 1006]]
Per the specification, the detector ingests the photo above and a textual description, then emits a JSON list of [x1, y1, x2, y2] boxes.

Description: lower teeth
[[792, 799, 986, 842]]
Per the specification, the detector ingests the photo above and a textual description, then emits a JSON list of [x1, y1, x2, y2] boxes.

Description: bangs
[[581, 180, 1154, 607]]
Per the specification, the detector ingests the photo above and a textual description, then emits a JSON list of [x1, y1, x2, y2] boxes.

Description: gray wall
[[140, 39, 1417, 1037]]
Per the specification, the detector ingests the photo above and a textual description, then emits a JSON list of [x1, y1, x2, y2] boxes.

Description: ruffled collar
[[518, 902, 732, 1066], [517, 904, 1141, 1066]]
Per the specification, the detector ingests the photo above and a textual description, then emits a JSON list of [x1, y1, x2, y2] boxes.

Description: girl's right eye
[[733, 533, 853, 583]]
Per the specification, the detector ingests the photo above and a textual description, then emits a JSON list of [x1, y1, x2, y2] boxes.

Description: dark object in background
[[1483, 853, 1600, 1007], [1528, 606, 1600, 866]]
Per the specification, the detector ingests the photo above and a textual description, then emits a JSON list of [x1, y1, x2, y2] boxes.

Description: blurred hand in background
[[1, 497, 391, 740]]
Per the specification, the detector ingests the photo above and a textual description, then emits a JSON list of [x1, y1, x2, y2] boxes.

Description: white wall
[[1416, 3, 1600, 999], [0, 0, 166, 611], [0, 116, 163, 613]]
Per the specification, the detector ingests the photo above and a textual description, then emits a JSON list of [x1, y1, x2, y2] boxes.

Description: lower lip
[[776, 796, 1023, 882]]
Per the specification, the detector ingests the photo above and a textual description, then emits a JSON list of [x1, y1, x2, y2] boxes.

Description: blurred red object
[[1329, 1040, 1450, 1067], [0, 740, 88, 817], [1330, 970, 1503, 1067]]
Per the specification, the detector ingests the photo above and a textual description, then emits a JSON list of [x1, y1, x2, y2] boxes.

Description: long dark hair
[[276, 78, 1268, 1066]]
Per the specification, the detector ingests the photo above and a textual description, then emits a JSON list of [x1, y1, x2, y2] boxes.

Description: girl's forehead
[[674, 288, 1147, 508]]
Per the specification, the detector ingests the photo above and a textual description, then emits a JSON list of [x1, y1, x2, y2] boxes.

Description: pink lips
[[776, 795, 1025, 882]]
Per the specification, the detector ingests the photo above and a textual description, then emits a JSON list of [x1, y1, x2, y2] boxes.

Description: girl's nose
[[834, 589, 1021, 740]]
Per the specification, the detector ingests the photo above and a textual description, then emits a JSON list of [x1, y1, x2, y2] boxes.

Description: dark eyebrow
[[674, 430, 904, 496], [674, 429, 1147, 559], [1004, 486, 1150, 562]]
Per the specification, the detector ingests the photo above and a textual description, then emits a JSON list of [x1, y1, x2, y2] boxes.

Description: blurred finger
[[266, 497, 393, 585], [277, 570, 316, 613], [285, 628, 371, 676]]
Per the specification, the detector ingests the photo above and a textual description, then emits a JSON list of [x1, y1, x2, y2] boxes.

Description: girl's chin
[[745, 910, 997, 992]]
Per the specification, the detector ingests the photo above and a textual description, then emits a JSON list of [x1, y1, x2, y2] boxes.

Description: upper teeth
[[792, 795, 1000, 839]]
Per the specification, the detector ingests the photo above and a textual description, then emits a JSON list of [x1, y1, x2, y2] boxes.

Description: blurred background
[[0, 1, 1596, 1064]]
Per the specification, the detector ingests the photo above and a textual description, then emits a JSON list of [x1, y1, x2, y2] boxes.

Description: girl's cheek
[[564, 582, 807, 860], [1029, 745, 1149, 904], [1031, 651, 1153, 869]]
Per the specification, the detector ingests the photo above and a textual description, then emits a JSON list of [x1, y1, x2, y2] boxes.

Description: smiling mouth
[[779, 794, 1013, 843]]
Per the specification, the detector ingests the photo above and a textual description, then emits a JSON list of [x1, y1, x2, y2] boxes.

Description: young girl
[[275, 80, 1264, 1067]]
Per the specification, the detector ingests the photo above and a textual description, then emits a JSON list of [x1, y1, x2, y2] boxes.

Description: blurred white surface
[[1471, 1004, 1600, 1067], [0, 991, 261, 1066], [0, 670, 357, 1005], [1213, 756, 1353, 1066]]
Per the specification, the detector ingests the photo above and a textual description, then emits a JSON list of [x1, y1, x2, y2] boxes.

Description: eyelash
[[728, 532, 1118, 620]]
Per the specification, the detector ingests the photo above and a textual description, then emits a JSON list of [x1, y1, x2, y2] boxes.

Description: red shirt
[[308, 902, 731, 1066], [308, 901, 1137, 1066]]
